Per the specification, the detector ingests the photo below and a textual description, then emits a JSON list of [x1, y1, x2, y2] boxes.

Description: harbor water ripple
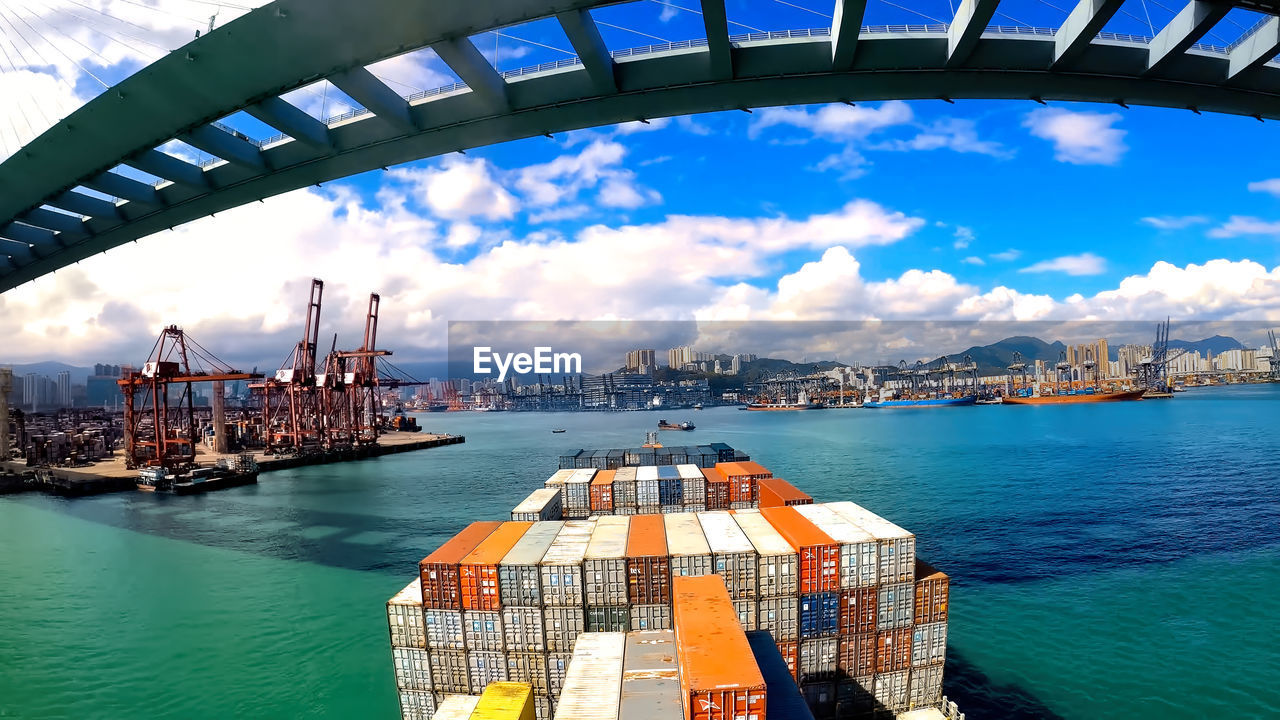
[[1, 383, 1278, 718]]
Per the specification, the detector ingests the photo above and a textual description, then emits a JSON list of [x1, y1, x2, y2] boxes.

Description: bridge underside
[[2, 0, 1280, 292]]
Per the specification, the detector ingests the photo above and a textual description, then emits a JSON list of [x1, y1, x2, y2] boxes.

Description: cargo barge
[[385, 440, 965, 720], [863, 396, 976, 409], [1003, 388, 1145, 405]]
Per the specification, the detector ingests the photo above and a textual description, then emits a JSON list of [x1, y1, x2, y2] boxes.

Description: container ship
[[863, 394, 976, 409], [385, 440, 965, 720], [1003, 387, 1145, 405], [657, 420, 695, 431]]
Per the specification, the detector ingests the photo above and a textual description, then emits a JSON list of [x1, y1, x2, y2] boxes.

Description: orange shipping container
[[759, 506, 840, 594], [914, 560, 950, 624], [459, 522, 533, 611], [757, 477, 813, 508], [702, 467, 730, 510], [837, 632, 876, 677], [627, 514, 671, 605], [672, 575, 768, 720], [716, 462, 770, 504], [590, 469, 616, 513], [876, 627, 912, 672], [776, 641, 798, 682], [838, 587, 877, 635], [420, 521, 502, 610]]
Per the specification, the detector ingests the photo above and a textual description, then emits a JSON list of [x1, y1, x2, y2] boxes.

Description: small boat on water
[[658, 420, 695, 431], [975, 396, 1003, 405], [692, 403, 703, 410], [551, 428, 566, 434], [745, 390, 823, 411]]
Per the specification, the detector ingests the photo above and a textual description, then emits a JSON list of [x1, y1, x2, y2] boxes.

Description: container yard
[[386, 441, 965, 720]]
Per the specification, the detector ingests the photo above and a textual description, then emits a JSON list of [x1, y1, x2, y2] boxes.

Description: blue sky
[[2, 0, 1280, 367]]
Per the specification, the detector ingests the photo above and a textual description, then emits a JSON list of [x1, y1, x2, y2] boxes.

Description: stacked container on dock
[[731, 507, 799, 659], [584, 516, 631, 631], [512, 488, 564, 522], [590, 470, 616, 514], [701, 466, 730, 510], [758, 477, 813, 507], [625, 514, 670, 629], [388, 579, 427, 651], [543, 470, 574, 511], [672, 575, 768, 720], [553, 632, 626, 720], [611, 467, 638, 516], [910, 560, 950, 709], [828, 501, 917, 584], [618, 631, 681, 720], [434, 694, 482, 719]]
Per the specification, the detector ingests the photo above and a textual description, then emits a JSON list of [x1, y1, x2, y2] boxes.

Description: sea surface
[[2, 384, 1278, 719]]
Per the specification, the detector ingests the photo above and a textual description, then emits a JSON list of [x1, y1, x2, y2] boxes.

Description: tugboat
[[658, 419, 695, 431], [551, 428, 567, 434]]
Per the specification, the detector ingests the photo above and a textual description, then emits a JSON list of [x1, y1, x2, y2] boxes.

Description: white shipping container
[[391, 646, 432, 691], [546, 469, 575, 486], [547, 653, 573, 696], [636, 478, 660, 506], [629, 603, 671, 631], [795, 504, 878, 588], [908, 664, 944, 709], [799, 637, 839, 683], [500, 521, 564, 607], [535, 696, 553, 720], [733, 508, 799, 597], [663, 513, 712, 578], [698, 511, 758, 600], [506, 651, 552, 695], [464, 610, 504, 652], [828, 501, 917, 584], [387, 579, 426, 649], [423, 609, 466, 651], [733, 599, 758, 631], [675, 464, 704, 480], [433, 694, 481, 720], [677, 464, 706, 505], [636, 466, 659, 481], [912, 621, 947, 667], [874, 669, 910, 712], [430, 650, 469, 693], [682, 502, 707, 513], [619, 630, 680, 720], [503, 605, 546, 652], [540, 520, 595, 606], [878, 582, 915, 630], [467, 650, 507, 692], [554, 632, 626, 720], [513, 487, 564, 521], [584, 516, 630, 606], [563, 469, 596, 513], [757, 596, 798, 641], [543, 605, 586, 653], [398, 689, 436, 720], [614, 467, 638, 481]]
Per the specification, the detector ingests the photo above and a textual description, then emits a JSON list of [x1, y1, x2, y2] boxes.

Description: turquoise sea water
[[2, 384, 1278, 719]]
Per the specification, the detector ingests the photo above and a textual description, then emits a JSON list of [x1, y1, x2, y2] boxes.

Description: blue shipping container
[[657, 478, 684, 505], [799, 592, 840, 639]]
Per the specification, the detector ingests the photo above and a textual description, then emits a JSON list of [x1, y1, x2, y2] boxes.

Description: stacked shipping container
[[389, 451, 952, 720]]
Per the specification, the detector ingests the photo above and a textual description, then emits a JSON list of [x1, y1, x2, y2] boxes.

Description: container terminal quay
[[0, 279, 464, 496]]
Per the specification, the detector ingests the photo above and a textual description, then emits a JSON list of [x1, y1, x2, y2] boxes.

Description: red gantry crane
[[118, 326, 261, 471]]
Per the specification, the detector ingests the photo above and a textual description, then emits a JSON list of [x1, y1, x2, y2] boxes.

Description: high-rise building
[[730, 355, 742, 374], [625, 349, 656, 372], [56, 371, 71, 408]]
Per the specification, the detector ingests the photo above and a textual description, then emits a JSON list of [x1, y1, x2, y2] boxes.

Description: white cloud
[[962, 256, 985, 265], [750, 102, 914, 141], [613, 118, 673, 135], [388, 157, 517, 221], [1247, 178, 1280, 197], [513, 139, 660, 215], [1141, 216, 1209, 230], [1019, 253, 1108, 276], [873, 118, 1012, 158], [990, 249, 1022, 262], [812, 146, 870, 179], [1208, 216, 1280, 238], [953, 226, 975, 249], [1022, 108, 1127, 165]]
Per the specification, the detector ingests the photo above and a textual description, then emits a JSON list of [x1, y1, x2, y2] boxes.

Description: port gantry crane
[[254, 278, 327, 453], [1270, 330, 1280, 380], [1007, 351, 1029, 394], [118, 326, 261, 471]]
